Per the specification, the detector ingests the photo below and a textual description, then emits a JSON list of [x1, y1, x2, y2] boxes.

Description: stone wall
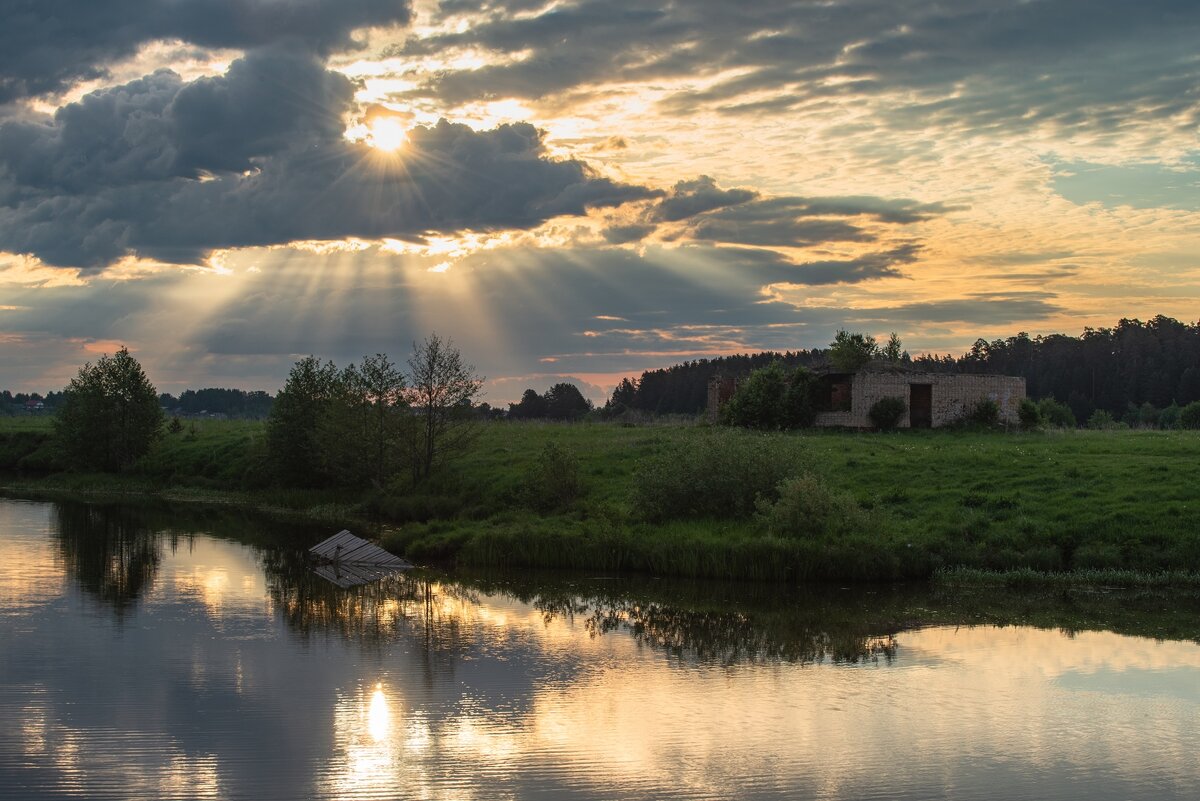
[[814, 372, 1026, 428], [706, 377, 741, 423]]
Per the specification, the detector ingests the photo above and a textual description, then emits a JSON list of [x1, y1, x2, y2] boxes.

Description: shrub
[[958, 398, 1000, 428], [1036, 397, 1076, 428], [1181, 401, 1200, 430], [722, 362, 817, 430], [755, 473, 872, 539], [630, 430, 800, 521], [868, 396, 907, 430], [1087, 409, 1117, 430], [1017, 398, 1042, 430], [522, 441, 585, 512], [1158, 403, 1182, 430]]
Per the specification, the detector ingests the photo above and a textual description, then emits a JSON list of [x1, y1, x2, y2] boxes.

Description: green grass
[[4, 416, 1200, 583]]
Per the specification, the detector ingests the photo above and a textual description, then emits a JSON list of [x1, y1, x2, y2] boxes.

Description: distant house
[[708, 364, 1026, 428]]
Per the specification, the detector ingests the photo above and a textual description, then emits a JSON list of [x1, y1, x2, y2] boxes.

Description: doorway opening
[[909, 384, 932, 428]]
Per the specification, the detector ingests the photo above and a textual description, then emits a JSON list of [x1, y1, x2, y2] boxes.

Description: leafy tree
[[544, 382, 592, 420], [267, 356, 339, 486], [317, 355, 407, 488], [723, 362, 816, 429], [508, 388, 548, 419], [405, 334, 484, 483], [828, 330, 879, 372], [55, 347, 163, 471], [780, 367, 818, 428]]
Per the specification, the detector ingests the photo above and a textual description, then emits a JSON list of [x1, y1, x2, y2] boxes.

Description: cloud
[[606, 177, 949, 250], [392, 0, 1200, 141], [783, 244, 922, 285], [649, 175, 757, 222], [0, 50, 655, 269], [0, 0, 414, 102]]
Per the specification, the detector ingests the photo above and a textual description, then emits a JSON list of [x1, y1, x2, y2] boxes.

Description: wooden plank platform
[[313, 561, 407, 589], [309, 530, 412, 569]]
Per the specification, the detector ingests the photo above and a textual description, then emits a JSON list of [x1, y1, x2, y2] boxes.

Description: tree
[[828, 330, 879, 372], [544, 382, 592, 420], [723, 362, 816, 429], [267, 356, 339, 486], [55, 347, 163, 471], [604, 377, 639, 414], [509, 388, 548, 419], [882, 332, 903, 362], [315, 355, 407, 488], [405, 334, 484, 483]]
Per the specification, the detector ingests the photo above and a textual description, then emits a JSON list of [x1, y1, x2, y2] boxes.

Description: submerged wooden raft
[[309, 530, 412, 588]]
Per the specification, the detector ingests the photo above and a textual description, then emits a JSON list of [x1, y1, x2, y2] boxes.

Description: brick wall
[[814, 372, 1026, 428]]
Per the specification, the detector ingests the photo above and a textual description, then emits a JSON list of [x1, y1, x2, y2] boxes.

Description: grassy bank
[[3, 416, 1199, 583]]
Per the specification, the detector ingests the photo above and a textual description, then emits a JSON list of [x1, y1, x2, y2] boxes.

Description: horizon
[[2, 2, 1199, 404]]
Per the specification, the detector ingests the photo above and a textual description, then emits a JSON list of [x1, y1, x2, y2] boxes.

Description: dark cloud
[[606, 178, 947, 249], [0, 0, 413, 102], [602, 223, 656, 244], [0, 50, 655, 269], [667, 194, 948, 249], [0, 51, 352, 191], [650, 175, 757, 222], [784, 244, 921, 285], [845, 293, 1063, 326], [394, 1, 1200, 137]]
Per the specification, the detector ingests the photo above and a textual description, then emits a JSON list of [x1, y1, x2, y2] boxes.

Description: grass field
[[2, 415, 1198, 582]]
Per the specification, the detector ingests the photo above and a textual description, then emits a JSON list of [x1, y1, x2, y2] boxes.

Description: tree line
[[160, 388, 275, 418], [46, 335, 486, 485], [603, 315, 1200, 421]]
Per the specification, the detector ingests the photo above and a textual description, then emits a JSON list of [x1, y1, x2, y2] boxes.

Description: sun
[[367, 117, 409, 151]]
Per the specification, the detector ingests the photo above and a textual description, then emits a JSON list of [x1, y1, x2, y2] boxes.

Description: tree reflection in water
[[46, 500, 1200, 660], [261, 550, 900, 666], [52, 503, 170, 617]]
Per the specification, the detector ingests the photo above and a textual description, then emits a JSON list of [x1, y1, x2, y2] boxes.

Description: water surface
[[1, 498, 1198, 800]]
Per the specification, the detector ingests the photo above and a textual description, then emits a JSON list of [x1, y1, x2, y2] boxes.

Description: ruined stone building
[[708, 366, 1026, 428]]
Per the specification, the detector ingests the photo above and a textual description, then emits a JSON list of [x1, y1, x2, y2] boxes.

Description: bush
[[868, 396, 906, 430], [1181, 401, 1200, 430], [957, 398, 1000, 428], [1158, 403, 1182, 430], [522, 441, 585, 512], [1017, 398, 1042, 430], [755, 473, 872, 539], [630, 430, 800, 521], [1036, 397, 1076, 428], [722, 362, 816, 430], [1087, 409, 1117, 430]]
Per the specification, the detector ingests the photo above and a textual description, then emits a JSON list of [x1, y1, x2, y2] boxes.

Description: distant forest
[[2, 387, 274, 418], [605, 315, 1200, 422], [6, 316, 1199, 423]]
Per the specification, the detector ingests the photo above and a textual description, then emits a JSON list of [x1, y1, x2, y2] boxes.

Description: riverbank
[[3, 417, 1199, 583]]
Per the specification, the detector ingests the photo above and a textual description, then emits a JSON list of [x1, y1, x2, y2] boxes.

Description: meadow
[[2, 415, 1198, 582]]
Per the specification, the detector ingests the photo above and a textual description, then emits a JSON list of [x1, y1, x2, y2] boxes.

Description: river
[[1, 497, 1198, 800]]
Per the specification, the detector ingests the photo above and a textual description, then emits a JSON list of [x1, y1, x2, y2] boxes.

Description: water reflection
[[2, 498, 1200, 801], [51, 503, 166, 616]]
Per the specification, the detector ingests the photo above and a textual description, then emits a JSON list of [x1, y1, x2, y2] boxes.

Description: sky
[[1, 0, 1198, 403]]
